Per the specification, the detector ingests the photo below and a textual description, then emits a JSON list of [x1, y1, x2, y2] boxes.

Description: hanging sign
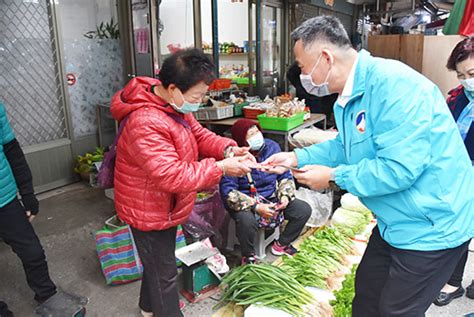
[[66, 73, 76, 86]]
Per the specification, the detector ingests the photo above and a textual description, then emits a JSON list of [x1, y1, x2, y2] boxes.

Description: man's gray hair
[[292, 15, 351, 49]]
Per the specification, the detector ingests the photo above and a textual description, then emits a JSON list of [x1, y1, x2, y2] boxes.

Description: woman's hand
[[256, 203, 277, 219], [278, 196, 290, 210], [259, 152, 298, 174], [219, 154, 256, 177], [231, 146, 251, 157]]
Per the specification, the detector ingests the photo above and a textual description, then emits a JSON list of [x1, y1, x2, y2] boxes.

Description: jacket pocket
[[349, 133, 374, 163], [405, 189, 434, 226]]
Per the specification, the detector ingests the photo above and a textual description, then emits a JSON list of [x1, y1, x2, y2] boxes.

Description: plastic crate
[[233, 102, 249, 117], [208, 79, 232, 90], [195, 105, 234, 121], [257, 112, 306, 131], [243, 107, 266, 119]]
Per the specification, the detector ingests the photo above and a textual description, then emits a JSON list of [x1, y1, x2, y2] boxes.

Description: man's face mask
[[299, 53, 332, 97]]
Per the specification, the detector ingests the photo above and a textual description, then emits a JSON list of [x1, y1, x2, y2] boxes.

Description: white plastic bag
[[295, 188, 332, 227]]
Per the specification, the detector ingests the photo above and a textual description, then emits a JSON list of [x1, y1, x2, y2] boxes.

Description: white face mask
[[299, 53, 332, 97], [247, 133, 264, 151], [460, 78, 474, 93]]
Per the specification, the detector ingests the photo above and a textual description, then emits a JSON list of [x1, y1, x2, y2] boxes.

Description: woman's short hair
[[159, 48, 216, 92], [447, 36, 474, 71]]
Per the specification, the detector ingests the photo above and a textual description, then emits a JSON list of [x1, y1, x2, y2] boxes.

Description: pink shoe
[[271, 241, 298, 256]]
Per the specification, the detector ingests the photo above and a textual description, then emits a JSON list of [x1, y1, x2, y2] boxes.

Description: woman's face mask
[[460, 78, 474, 93], [170, 89, 201, 114], [299, 53, 332, 97], [247, 132, 264, 151]]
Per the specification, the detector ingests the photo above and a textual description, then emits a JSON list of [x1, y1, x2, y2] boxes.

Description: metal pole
[[193, 0, 202, 52], [248, 0, 255, 95], [211, 0, 219, 77], [256, 0, 262, 97]]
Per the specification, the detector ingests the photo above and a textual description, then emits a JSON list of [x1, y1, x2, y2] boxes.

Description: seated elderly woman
[[220, 119, 311, 264]]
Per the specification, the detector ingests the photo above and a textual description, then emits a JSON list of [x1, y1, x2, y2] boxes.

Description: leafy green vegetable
[[216, 264, 314, 316], [281, 227, 354, 289], [331, 265, 357, 317], [332, 208, 370, 237]]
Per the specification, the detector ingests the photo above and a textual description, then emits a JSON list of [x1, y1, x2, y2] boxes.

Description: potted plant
[[74, 147, 104, 183]]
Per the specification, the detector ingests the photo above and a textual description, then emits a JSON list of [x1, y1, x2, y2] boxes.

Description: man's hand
[[25, 211, 36, 222], [259, 152, 298, 174], [22, 194, 39, 222], [294, 165, 334, 190], [256, 203, 277, 219]]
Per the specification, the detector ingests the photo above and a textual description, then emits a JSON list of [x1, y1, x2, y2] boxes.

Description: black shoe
[[467, 280, 474, 299], [0, 311, 14, 317], [434, 287, 465, 306]]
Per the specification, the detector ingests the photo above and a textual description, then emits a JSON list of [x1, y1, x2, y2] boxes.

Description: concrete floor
[[0, 183, 472, 317]]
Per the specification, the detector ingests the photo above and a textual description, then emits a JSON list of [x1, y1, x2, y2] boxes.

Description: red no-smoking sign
[[66, 73, 76, 86]]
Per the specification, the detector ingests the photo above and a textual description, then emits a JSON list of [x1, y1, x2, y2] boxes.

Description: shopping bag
[[95, 218, 187, 285], [95, 225, 143, 285], [97, 116, 129, 189]]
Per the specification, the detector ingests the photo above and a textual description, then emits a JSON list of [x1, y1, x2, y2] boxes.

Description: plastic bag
[[183, 187, 227, 247], [295, 188, 332, 227]]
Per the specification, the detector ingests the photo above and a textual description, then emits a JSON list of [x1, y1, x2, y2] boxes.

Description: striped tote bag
[[95, 225, 143, 285], [96, 223, 187, 285]]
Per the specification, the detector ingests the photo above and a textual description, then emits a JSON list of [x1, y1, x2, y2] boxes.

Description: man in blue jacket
[[0, 102, 57, 316], [264, 16, 474, 316]]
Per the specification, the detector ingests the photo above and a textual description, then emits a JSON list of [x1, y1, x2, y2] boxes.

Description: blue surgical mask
[[247, 133, 264, 151], [461, 78, 474, 94], [299, 54, 332, 97], [171, 89, 201, 114]]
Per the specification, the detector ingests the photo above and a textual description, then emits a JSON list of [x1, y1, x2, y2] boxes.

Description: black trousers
[[230, 198, 311, 256], [0, 198, 56, 302], [447, 242, 470, 287], [0, 301, 9, 316], [353, 226, 470, 317], [131, 226, 183, 317]]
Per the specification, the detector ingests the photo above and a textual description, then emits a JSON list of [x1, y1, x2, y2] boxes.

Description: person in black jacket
[[0, 103, 57, 317]]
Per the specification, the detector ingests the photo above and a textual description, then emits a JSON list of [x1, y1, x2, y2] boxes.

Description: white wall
[[201, 0, 248, 46], [159, 0, 195, 54], [57, 0, 116, 41]]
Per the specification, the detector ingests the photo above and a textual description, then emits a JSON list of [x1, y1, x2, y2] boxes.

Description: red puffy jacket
[[110, 77, 236, 231]]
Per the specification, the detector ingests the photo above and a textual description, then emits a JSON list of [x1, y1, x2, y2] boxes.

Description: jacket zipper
[[342, 106, 348, 162]]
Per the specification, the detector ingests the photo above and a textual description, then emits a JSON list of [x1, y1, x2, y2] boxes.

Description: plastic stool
[[255, 227, 280, 259]]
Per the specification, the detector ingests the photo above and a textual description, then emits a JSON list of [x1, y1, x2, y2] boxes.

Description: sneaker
[[140, 310, 153, 317], [433, 286, 465, 306], [271, 241, 298, 256], [241, 255, 257, 265]]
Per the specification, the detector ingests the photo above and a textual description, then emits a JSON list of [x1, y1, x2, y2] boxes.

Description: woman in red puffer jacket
[[110, 49, 253, 317]]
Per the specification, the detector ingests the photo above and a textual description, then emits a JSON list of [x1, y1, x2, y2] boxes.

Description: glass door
[[158, 0, 195, 63], [259, 3, 282, 97]]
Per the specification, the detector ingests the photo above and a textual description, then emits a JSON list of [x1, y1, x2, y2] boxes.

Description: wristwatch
[[224, 146, 234, 158]]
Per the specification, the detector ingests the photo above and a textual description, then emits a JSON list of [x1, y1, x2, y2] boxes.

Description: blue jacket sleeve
[[334, 86, 435, 198], [0, 103, 16, 145], [294, 133, 345, 168]]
